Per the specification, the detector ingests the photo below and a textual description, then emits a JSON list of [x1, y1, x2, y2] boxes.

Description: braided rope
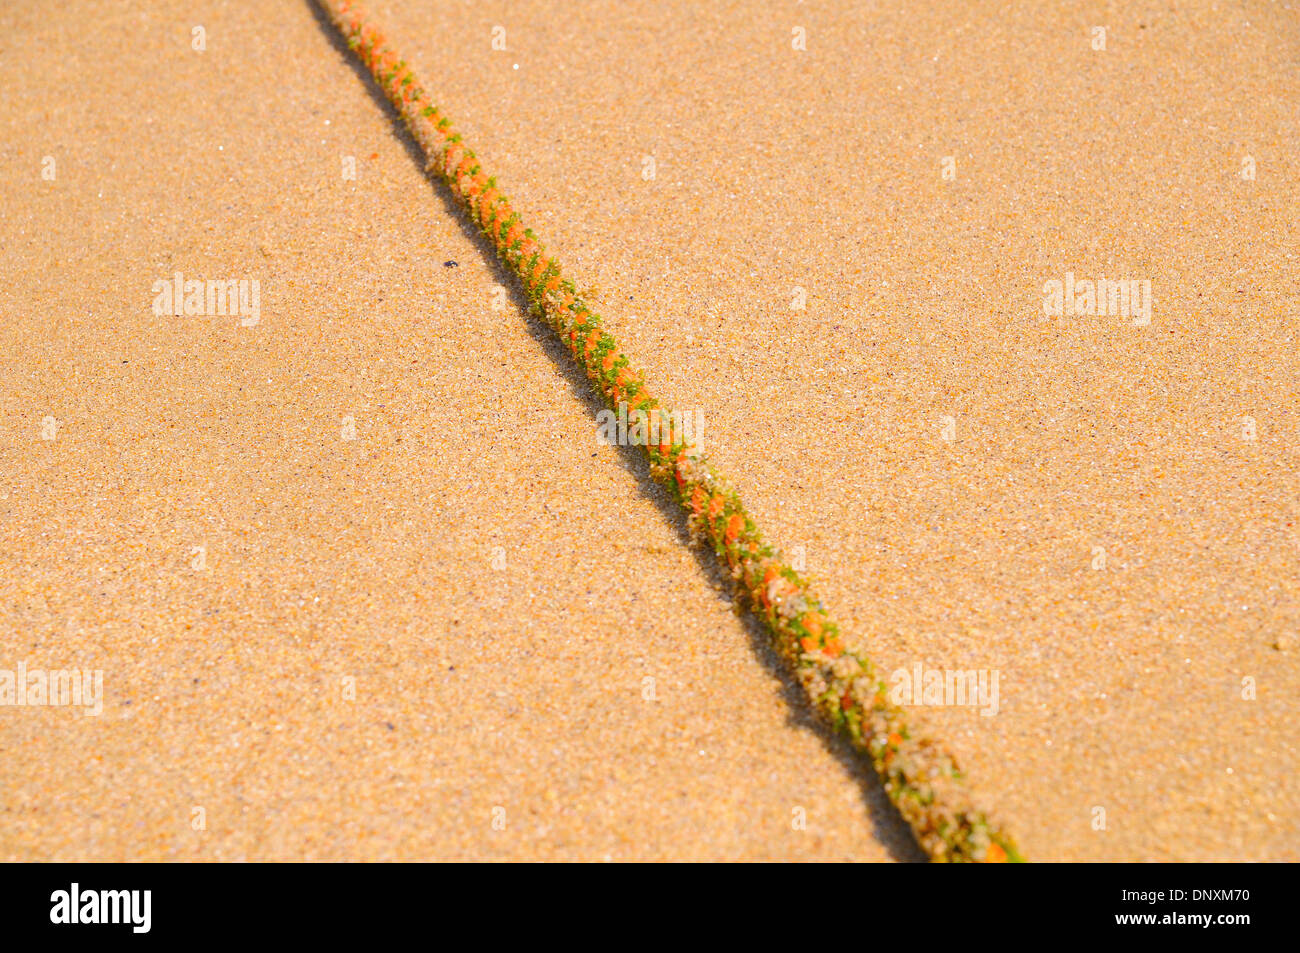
[[316, 0, 1023, 862]]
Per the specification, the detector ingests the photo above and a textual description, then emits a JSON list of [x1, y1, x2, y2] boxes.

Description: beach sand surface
[[1, 0, 1296, 860]]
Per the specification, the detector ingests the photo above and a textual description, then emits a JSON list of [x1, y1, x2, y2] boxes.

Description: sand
[[0, 0, 1296, 861]]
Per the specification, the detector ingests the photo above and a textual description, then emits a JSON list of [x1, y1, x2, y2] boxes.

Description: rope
[[315, 0, 1023, 862]]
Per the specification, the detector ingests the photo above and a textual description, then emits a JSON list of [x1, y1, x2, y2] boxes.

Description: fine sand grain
[[1, 0, 1297, 860]]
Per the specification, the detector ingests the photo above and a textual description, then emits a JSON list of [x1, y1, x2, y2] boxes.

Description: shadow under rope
[[307, 0, 926, 863]]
